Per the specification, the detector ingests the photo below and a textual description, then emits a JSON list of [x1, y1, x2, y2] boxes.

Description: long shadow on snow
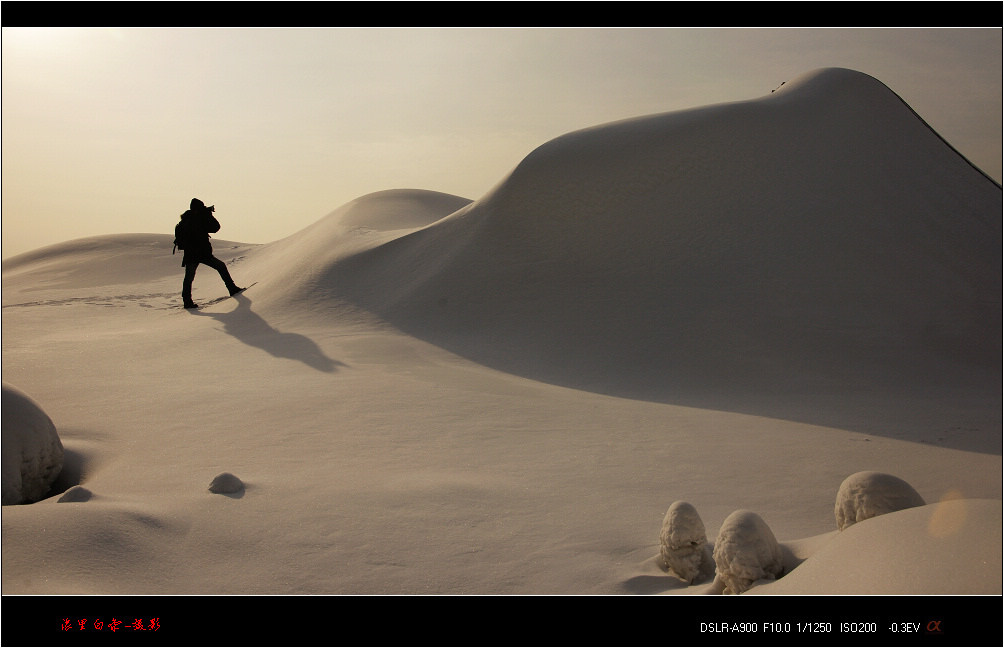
[[191, 293, 344, 373]]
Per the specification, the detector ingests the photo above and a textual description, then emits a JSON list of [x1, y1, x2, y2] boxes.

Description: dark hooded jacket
[[179, 199, 221, 266]]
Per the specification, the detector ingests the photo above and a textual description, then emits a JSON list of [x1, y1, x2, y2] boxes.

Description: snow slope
[[325, 68, 1001, 432], [1, 68, 999, 600]]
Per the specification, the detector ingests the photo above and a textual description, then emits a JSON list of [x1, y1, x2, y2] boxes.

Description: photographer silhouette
[[176, 198, 244, 308]]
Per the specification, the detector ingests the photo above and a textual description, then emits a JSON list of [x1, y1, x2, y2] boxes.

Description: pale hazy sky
[[2, 27, 1001, 258]]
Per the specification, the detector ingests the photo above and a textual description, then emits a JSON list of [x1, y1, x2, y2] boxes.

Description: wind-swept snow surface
[[2, 69, 999, 603]]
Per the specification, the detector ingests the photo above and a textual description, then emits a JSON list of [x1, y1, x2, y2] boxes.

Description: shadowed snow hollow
[[319, 68, 1001, 408]]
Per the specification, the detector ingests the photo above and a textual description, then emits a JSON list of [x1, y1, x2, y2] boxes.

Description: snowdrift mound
[[2, 383, 64, 504], [834, 471, 925, 530], [232, 189, 472, 315], [1, 234, 193, 290], [322, 68, 1000, 407], [1, 233, 255, 310], [1, 190, 469, 315], [334, 189, 472, 232], [750, 498, 1002, 595]]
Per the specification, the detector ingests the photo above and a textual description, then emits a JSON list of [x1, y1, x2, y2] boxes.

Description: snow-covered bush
[[712, 509, 784, 594], [834, 471, 925, 530], [659, 500, 714, 583], [2, 383, 64, 505]]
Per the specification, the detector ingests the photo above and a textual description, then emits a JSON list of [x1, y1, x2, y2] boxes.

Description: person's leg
[[182, 260, 199, 307], [203, 254, 240, 294]]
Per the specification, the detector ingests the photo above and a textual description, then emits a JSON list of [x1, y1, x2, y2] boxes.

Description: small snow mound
[[208, 472, 244, 495], [659, 501, 714, 583], [712, 510, 784, 594], [57, 485, 92, 503], [2, 383, 64, 505], [336, 189, 472, 231], [834, 471, 925, 530]]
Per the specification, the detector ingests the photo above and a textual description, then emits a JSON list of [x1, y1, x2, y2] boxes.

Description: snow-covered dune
[[238, 188, 471, 318], [1, 68, 999, 605], [751, 498, 1002, 595], [318, 69, 1000, 409]]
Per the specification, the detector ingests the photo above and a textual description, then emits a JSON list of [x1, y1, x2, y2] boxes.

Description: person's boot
[[228, 284, 245, 296], [184, 300, 199, 309]]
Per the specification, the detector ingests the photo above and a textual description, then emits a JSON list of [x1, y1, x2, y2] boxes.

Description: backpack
[[173, 216, 196, 254]]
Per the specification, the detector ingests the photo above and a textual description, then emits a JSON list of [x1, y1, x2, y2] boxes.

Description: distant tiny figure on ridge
[[173, 198, 244, 309]]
